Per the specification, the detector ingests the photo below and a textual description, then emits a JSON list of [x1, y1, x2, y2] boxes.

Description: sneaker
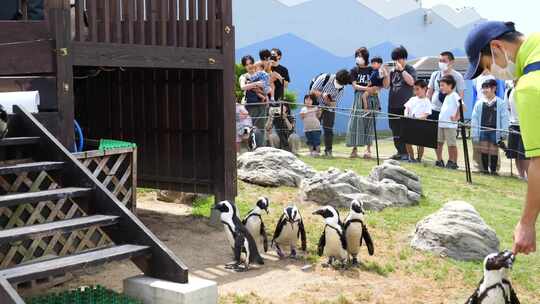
[[390, 154, 401, 160], [490, 171, 499, 176], [446, 161, 459, 170], [416, 158, 422, 163], [408, 158, 418, 163], [399, 154, 410, 161], [435, 160, 445, 168], [325, 151, 333, 158]]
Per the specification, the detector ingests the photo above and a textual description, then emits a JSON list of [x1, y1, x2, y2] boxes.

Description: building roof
[[410, 56, 469, 79]]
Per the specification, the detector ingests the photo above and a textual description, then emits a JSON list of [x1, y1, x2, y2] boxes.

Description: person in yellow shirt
[[465, 21, 540, 255]]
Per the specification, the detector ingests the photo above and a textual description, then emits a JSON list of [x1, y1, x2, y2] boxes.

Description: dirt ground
[[40, 191, 478, 304]]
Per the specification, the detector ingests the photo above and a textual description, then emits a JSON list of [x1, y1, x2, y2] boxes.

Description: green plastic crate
[[98, 139, 137, 152], [25, 285, 143, 304]]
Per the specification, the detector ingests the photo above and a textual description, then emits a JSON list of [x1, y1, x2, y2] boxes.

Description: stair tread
[[0, 137, 40, 147], [0, 215, 119, 245], [0, 244, 150, 283], [0, 161, 64, 175], [0, 187, 92, 208]]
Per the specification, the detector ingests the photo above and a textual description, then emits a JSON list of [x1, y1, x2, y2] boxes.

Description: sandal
[[363, 152, 372, 159], [350, 149, 358, 159]]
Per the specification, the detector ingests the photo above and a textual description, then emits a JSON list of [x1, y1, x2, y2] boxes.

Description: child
[[361, 57, 385, 110], [435, 75, 460, 169], [404, 79, 432, 162], [471, 79, 509, 175], [300, 94, 322, 156], [236, 101, 253, 153], [247, 62, 271, 102]]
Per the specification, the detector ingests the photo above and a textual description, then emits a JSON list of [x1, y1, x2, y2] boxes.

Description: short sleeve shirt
[[389, 64, 417, 109], [515, 33, 540, 157], [428, 69, 465, 112], [438, 92, 461, 129], [350, 66, 373, 89], [300, 106, 321, 131], [272, 64, 290, 100], [405, 97, 432, 118]]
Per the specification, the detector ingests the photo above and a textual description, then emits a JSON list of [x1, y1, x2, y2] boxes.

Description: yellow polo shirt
[[515, 33, 540, 158]]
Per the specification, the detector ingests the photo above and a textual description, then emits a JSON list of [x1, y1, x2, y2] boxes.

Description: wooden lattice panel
[[0, 170, 112, 268], [74, 148, 137, 211]]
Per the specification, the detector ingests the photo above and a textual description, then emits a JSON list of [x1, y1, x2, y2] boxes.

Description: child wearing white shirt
[[404, 80, 432, 162]]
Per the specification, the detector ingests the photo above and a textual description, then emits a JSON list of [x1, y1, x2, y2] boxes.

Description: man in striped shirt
[[309, 70, 352, 157]]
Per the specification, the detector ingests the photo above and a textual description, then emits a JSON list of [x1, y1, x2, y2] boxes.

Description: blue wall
[[234, 0, 485, 134]]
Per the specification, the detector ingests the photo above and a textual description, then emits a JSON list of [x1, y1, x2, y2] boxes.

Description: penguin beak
[[312, 209, 324, 217]]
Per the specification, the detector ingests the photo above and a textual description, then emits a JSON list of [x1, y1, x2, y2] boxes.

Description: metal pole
[[373, 109, 380, 165], [459, 99, 472, 183]]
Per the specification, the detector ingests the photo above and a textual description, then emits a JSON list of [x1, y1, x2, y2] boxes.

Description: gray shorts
[[438, 128, 457, 146]]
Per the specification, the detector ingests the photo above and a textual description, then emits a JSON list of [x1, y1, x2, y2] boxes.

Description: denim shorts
[[305, 130, 321, 147], [480, 130, 497, 144]]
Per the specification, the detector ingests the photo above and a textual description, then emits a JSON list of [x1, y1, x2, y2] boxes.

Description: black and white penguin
[[0, 104, 8, 139], [313, 205, 348, 268], [242, 197, 270, 254], [466, 250, 520, 304], [213, 200, 264, 272], [343, 199, 374, 266], [271, 205, 307, 259]]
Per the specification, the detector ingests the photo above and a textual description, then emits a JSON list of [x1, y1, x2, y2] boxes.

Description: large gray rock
[[237, 147, 316, 187], [369, 160, 422, 195], [301, 167, 421, 211], [410, 201, 500, 261]]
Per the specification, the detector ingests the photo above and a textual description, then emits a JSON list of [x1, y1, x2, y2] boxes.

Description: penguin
[[466, 250, 520, 304], [242, 197, 270, 254], [343, 199, 374, 266], [271, 205, 307, 259], [213, 200, 264, 272], [0, 104, 8, 139], [312, 205, 348, 268]]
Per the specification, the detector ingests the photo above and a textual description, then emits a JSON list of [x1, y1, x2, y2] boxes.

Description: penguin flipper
[[509, 284, 520, 304], [465, 288, 480, 304], [233, 234, 243, 264], [243, 228, 264, 265], [317, 229, 326, 257], [260, 220, 268, 252], [272, 214, 286, 245], [361, 224, 374, 256], [298, 219, 307, 251]]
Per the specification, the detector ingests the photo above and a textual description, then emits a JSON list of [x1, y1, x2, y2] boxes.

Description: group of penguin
[[213, 197, 374, 272], [214, 198, 521, 304]]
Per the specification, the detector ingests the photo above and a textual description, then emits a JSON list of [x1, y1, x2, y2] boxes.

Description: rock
[[156, 191, 206, 205], [237, 147, 316, 187], [410, 201, 500, 261], [301, 167, 420, 211], [369, 160, 422, 195]]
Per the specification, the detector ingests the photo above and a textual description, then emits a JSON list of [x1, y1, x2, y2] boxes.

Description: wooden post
[[211, 0, 236, 225], [49, 7, 75, 151], [459, 100, 472, 184]]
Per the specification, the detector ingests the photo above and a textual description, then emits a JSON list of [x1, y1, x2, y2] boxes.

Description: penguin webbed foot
[[322, 257, 335, 268], [351, 257, 360, 267], [275, 245, 286, 259], [288, 249, 298, 260], [225, 261, 241, 270]]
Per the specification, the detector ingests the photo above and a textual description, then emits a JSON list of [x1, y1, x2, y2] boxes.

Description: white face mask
[[356, 57, 365, 66], [490, 46, 516, 80], [438, 62, 449, 72], [334, 79, 344, 89]]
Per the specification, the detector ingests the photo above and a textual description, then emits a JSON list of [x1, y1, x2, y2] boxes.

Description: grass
[[201, 140, 539, 302]]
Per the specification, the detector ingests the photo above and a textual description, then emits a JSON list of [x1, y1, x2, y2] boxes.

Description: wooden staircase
[[0, 106, 188, 303]]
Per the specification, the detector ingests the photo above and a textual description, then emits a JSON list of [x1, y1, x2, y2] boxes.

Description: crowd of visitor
[[236, 45, 529, 179]]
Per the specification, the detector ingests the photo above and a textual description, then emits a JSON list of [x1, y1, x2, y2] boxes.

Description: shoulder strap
[[523, 61, 540, 75]]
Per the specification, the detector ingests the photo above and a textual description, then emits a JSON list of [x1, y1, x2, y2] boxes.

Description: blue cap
[[464, 21, 515, 80]]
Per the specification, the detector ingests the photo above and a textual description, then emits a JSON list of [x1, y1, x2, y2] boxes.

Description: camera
[[268, 105, 282, 117]]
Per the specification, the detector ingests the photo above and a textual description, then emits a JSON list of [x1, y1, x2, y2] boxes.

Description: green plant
[[235, 63, 247, 103], [282, 90, 298, 110]]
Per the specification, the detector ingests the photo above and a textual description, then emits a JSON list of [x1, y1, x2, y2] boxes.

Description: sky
[[422, 0, 536, 34], [276, 0, 536, 35]]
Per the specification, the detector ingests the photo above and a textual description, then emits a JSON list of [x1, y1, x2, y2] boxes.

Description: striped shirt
[[311, 74, 345, 105]]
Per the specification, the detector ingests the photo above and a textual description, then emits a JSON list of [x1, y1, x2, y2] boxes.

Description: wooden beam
[[0, 278, 24, 304], [49, 8, 75, 151], [71, 42, 224, 70], [0, 21, 51, 43], [0, 40, 55, 76]]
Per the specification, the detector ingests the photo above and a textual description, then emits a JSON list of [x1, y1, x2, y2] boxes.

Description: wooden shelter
[[2, 0, 236, 201], [0, 0, 236, 302]]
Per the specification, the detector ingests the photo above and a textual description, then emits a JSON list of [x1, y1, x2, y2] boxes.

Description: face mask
[[356, 57, 365, 66], [438, 62, 448, 72], [490, 46, 516, 80], [334, 79, 344, 89]]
